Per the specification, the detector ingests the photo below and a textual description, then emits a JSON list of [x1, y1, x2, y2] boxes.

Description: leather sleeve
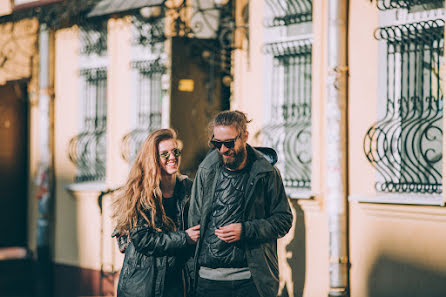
[[188, 167, 204, 228], [242, 167, 293, 242], [129, 226, 187, 256]]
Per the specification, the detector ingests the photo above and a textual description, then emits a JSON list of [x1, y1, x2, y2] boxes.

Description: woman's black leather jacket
[[116, 175, 193, 297]]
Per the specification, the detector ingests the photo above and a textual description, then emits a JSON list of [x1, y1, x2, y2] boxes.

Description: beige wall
[[53, 18, 131, 270], [232, 0, 263, 146], [231, 0, 331, 296], [348, 1, 446, 297], [0, 0, 12, 16], [350, 203, 446, 297], [348, 0, 378, 197], [54, 25, 82, 266]]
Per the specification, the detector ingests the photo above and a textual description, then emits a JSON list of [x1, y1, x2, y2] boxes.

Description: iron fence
[[68, 67, 107, 182], [121, 60, 165, 163], [363, 19, 444, 193], [262, 39, 312, 190]]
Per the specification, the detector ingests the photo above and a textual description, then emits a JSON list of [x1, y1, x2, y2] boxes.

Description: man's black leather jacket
[[188, 145, 293, 297]]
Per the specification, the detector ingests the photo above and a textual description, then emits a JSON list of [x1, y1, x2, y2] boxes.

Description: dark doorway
[[0, 81, 28, 247], [170, 37, 230, 177]]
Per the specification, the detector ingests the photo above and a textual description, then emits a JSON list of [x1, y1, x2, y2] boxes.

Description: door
[[0, 81, 28, 247], [170, 37, 230, 176]]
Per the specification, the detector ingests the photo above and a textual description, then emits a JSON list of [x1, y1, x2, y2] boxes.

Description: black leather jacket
[[188, 146, 293, 297], [116, 175, 193, 297]]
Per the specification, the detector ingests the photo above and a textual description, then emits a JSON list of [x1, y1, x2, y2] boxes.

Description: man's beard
[[218, 146, 247, 170]]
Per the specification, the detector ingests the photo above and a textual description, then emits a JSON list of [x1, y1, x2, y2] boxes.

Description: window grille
[[262, 39, 312, 190], [376, 0, 444, 11], [264, 0, 312, 27], [121, 60, 166, 163], [68, 67, 107, 182], [363, 19, 444, 194], [132, 16, 165, 47], [80, 21, 107, 56]]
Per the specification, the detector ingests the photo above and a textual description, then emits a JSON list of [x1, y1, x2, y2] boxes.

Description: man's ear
[[243, 131, 249, 142]]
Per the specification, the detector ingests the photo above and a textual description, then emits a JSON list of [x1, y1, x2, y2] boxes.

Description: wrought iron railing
[[132, 16, 166, 47], [264, 0, 312, 27], [121, 60, 165, 163], [68, 67, 107, 182], [363, 20, 444, 194], [80, 21, 107, 56], [376, 0, 444, 11], [262, 39, 312, 190]]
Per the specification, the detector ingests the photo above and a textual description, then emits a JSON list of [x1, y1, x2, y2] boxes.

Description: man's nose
[[220, 144, 229, 153]]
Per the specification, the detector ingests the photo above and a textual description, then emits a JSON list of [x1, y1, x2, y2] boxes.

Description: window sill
[[65, 182, 108, 199], [349, 193, 445, 206], [286, 188, 314, 200]]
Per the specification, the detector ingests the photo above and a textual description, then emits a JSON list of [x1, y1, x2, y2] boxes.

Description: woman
[[112, 128, 200, 297]]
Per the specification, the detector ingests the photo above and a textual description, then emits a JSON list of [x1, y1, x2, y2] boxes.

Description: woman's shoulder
[[177, 174, 193, 195], [177, 174, 192, 185]]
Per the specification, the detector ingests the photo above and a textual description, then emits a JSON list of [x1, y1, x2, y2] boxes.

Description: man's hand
[[215, 223, 242, 243], [185, 225, 200, 244]]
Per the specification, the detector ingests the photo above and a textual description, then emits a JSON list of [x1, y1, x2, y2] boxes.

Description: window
[[68, 23, 108, 182], [121, 59, 165, 162], [363, 1, 444, 195], [120, 17, 166, 163], [263, 0, 313, 198]]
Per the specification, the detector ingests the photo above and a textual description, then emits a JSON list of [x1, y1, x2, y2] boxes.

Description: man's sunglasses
[[209, 135, 240, 150], [160, 148, 182, 160]]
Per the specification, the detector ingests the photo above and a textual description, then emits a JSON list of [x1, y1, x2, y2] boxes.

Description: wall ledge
[[287, 189, 314, 200], [65, 182, 108, 198], [349, 194, 444, 206]]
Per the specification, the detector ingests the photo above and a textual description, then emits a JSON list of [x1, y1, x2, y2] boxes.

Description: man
[[188, 110, 293, 297]]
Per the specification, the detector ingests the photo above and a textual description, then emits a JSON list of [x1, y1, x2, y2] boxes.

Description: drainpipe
[[35, 23, 54, 297], [326, 0, 349, 296]]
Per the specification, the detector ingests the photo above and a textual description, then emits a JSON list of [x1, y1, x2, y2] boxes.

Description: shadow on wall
[[368, 255, 446, 297], [278, 199, 306, 297]]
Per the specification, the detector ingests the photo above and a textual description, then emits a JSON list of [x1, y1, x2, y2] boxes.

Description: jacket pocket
[[118, 260, 155, 297]]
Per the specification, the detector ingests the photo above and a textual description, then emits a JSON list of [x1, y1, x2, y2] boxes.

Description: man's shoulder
[[198, 149, 220, 171], [248, 146, 276, 175]]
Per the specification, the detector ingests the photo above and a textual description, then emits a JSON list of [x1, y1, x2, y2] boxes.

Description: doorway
[[0, 81, 29, 247]]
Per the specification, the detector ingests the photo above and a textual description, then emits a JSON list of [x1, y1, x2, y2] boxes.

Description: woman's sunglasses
[[160, 148, 182, 160], [209, 135, 240, 150]]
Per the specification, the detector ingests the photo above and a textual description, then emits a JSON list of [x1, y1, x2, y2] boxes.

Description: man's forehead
[[213, 125, 238, 138]]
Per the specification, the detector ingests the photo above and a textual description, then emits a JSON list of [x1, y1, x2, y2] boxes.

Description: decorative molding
[[351, 200, 446, 222], [0, 18, 38, 85], [65, 182, 108, 199]]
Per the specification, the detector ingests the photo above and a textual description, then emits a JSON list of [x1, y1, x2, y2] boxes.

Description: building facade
[[0, 0, 445, 296]]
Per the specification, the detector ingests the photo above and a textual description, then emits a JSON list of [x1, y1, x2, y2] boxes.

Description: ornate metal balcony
[[68, 67, 107, 182], [376, 0, 444, 11], [264, 0, 312, 27], [363, 20, 444, 193], [121, 59, 165, 163], [262, 39, 312, 190]]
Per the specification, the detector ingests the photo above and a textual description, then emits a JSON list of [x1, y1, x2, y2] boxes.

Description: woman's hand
[[185, 225, 200, 244]]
